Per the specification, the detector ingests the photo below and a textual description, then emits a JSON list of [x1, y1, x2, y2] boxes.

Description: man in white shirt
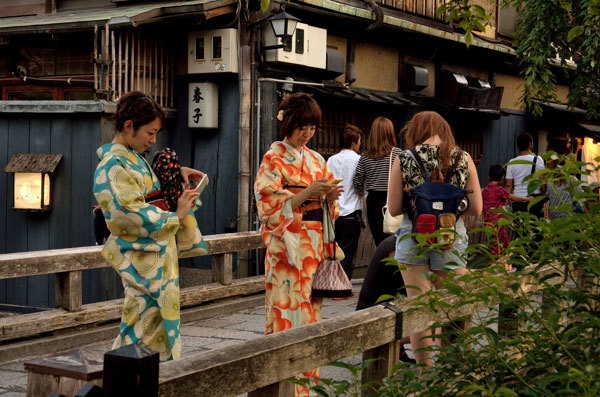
[[327, 125, 363, 287], [506, 132, 546, 217]]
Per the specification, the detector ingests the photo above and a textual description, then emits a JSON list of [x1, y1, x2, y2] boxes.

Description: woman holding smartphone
[[93, 91, 209, 361], [254, 93, 342, 396]]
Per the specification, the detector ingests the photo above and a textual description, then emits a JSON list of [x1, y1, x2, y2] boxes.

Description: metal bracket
[[382, 302, 403, 341]]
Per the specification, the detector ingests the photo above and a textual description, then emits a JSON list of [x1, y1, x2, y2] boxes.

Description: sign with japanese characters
[[188, 82, 218, 128]]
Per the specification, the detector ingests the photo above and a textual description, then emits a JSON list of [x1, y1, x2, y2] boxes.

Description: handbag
[[312, 199, 353, 298], [382, 148, 404, 234]]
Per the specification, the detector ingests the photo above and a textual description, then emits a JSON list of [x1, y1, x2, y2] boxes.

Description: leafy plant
[[300, 154, 600, 396]]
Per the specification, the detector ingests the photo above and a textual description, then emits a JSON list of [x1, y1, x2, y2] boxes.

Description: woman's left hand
[[181, 167, 208, 187]]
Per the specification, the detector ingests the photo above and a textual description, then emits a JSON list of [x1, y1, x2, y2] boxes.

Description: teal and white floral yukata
[[93, 143, 208, 361]]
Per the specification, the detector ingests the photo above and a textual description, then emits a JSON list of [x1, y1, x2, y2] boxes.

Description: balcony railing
[[377, 0, 449, 22]]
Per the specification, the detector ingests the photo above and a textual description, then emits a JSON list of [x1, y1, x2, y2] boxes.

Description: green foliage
[[299, 154, 600, 396]]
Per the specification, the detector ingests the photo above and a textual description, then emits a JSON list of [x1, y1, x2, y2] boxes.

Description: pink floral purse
[[312, 199, 353, 298]]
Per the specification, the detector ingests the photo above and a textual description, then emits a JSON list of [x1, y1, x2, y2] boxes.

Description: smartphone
[[188, 174, 208, 195], [330, 178, 343, 184]]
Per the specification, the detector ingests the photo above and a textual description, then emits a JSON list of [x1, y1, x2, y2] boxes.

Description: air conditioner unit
[[188, 29, 239, 74], [262, 23, 326, 69]]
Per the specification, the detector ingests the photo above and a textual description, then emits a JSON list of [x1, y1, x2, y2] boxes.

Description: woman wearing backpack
[[387, 111, 482, 367]]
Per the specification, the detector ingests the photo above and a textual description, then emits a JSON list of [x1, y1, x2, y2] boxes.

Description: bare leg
[[400, 263, 433, 366]]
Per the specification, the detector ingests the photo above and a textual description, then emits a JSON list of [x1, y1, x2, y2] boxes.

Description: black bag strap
[[408, 149, 430, 182], [531, 156, 538, 176], [444, 150, 464, 184]]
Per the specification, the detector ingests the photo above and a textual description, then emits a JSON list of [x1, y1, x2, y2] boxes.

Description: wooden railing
[[0, 231, 265, 342], [155, 263, 562, 396]]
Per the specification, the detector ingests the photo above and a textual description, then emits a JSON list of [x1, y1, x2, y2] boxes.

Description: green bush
[[302, 153, 600, 396]]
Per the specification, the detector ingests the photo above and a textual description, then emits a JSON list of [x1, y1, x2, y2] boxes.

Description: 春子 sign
[[188, 82, 218, 129]]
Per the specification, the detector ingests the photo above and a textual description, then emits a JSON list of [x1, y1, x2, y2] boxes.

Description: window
[[3, 86, 93, 101], [195, 37, 205, 61], [212, 35, 222, 60], [295, 29, 304, 54]]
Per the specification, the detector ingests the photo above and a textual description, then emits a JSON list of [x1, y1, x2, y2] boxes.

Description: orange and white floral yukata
[[254, 141, 339, 396]]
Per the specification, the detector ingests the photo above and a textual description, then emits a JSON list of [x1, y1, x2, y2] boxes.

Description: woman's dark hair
[[342, 124, 362, 149], [489, 164, 506, 182], [402, 111, 457, 170], [364, 117, 396, 159], [277, 93, 322, 138], [516, 132, 533, 152], [114, 91, 165, 134]]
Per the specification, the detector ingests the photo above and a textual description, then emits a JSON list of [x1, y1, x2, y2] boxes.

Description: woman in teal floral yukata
[[93, 91, 208, 361]]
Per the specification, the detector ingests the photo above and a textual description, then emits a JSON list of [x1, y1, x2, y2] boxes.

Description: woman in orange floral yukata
[[254, 93, 342, 396]]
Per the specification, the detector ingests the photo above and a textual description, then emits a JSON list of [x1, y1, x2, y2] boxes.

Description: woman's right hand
[[306, 179, 334, 197], [176, 189, 200, 221]]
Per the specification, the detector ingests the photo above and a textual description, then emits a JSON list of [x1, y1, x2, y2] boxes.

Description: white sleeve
[[536, 156, 545, 172], [506, 164, 515, 179]]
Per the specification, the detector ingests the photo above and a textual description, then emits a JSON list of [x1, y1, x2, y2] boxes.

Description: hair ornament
[[277, 109, 285, 121]]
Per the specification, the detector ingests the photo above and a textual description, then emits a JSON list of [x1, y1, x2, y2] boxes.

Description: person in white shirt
[[327, 125, 364, 286], [505, 132, 546, 217]]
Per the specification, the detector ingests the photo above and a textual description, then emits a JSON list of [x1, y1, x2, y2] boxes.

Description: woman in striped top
[[353, 117, 402, 246]]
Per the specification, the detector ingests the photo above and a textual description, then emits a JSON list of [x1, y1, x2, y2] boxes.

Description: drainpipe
[[346, 0, 383, 85]]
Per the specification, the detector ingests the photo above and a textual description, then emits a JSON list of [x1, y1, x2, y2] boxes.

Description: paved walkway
[[0, 284, 365, 396]]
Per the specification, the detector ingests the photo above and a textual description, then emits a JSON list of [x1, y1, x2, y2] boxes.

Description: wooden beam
[[0, 231, 263, 279], [158, 305, 397, 397], [0, 276, 265, 342], [55, 271, 82, 312]]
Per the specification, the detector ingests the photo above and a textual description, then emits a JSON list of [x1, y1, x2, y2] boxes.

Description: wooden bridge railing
[[155, 262, 562, 397], [0, 231, 265, 342]]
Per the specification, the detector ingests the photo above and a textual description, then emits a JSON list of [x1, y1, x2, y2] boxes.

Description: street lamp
[[262, 7, 300, 51]]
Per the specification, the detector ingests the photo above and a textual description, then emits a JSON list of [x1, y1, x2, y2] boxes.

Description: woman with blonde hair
[[353, 117, 402, 246], [387, 111, 482, 367]]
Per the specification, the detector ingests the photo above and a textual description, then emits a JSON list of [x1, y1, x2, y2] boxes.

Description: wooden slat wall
[[0, 114, 104, 307], [97, 28, 174, 107]]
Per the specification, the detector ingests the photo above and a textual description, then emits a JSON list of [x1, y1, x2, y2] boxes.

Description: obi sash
[[284, 185, 323, 221]]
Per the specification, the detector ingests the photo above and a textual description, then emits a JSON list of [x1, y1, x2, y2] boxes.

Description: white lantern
[[5, 153, 62, 212]]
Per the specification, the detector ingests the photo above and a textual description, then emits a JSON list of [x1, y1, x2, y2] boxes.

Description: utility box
[[188, 29, 239, 74], [262, 22, 326, 69]]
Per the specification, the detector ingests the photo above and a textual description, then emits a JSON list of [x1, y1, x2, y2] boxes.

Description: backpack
[[406, 148, 467, 249]]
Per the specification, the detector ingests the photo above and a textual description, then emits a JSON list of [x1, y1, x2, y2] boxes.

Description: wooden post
[[212, 253, 233, 285], [25, 349, 103, 397], [103, 344, 159, 397], [248, 380, 295, 397], [360, 340, 401, 396], [55, 270, 82, 311]]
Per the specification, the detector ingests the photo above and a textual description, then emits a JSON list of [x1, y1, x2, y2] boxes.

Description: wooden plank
[[27, 118, 52, 307], [0, 231, 263, 279], [0, 118, 8, 302], [48, 117, 73, 307], [0, 276, 265, 341], [6, 118, 30, 305], [211, 253, 233, 285], [157, 305, 397, 397], [55, 271, 82, 311]]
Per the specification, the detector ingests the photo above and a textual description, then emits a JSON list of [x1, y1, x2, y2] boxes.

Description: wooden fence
[[0, 231, 264, 342], [1, 229, 563, 396]]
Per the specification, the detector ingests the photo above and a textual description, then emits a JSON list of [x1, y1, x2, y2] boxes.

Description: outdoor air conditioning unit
[[188, 29, 239, 74], [262, 22, 326, 69]]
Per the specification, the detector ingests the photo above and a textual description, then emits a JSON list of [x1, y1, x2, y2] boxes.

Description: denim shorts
[[394, 217, 468, 270]]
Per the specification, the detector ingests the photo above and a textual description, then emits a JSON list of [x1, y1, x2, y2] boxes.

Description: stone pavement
[[0, 283, 365, 396]]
